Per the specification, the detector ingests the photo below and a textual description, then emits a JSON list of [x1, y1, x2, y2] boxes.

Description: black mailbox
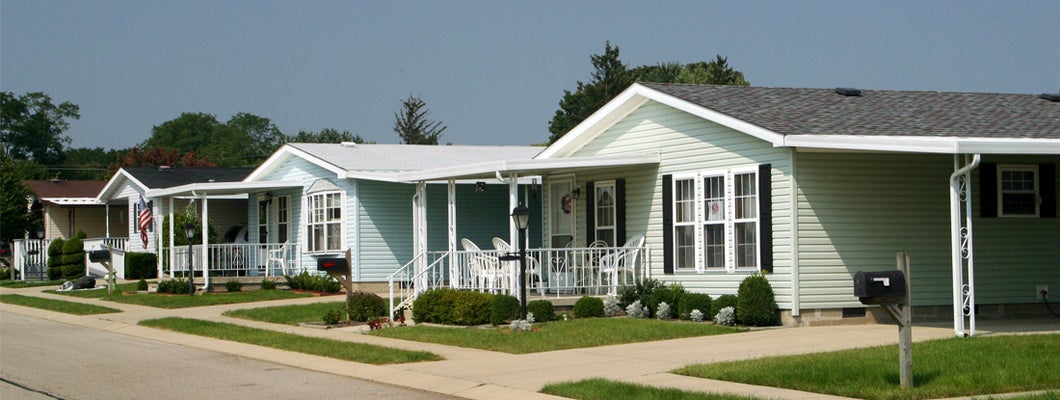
[[88, 250, 111, 263], [853, 270, 907, 304], [316, 257, 349, 273]]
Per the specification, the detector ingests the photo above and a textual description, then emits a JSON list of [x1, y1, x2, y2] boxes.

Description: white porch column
[[166, 197, 174, 280], [508, 174, 520, 298], [201, 193, 210, 290], [414, 182, 428, 290], [105, 202, 110, 237], [447, 179, 457, 288], [949, 154, 980, 337]]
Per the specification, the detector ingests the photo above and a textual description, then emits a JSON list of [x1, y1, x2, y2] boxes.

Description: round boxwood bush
[[490, 294, 520, 325], [346, 291, 386, 322], [573, 296, 605, 318], [678, 292, 712, 320], [710, 294, 738, 320], [260, 278, 276, 290], [648, 284, 685, 318], [736, 273, 777, 326], [225, 280, 243, 292], [450, 291, 492, 325], [527, 299, 555, 321], [412, 288, 492, 326]]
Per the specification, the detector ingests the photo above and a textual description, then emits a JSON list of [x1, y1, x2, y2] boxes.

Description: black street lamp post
[[184, 223, 195, 295], [510, 205, 530, 320]]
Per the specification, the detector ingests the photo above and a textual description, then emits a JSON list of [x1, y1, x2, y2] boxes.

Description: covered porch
[[388, 152, 659, 313]]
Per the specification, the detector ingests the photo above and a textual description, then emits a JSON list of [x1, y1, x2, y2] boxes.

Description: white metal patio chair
[[492, 237, 542, 294], [462, 238, 501, 292], [599, 234, 645, 295]]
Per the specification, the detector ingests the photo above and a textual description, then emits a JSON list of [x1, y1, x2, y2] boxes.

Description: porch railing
[[388, 244, 648, 315], [11, 239, 48, 281], [162, 243, 298, 278]]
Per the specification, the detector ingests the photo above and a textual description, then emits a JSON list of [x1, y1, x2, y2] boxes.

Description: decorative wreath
[[561, 194, 573, 214]]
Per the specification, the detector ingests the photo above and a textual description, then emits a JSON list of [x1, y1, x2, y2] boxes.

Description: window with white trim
[[306, 191, 342, 252], [672, 167, 759, 272], [999, 165, 1039, 217], [594, 181, 617, 246], [276, 196, 290, 243]]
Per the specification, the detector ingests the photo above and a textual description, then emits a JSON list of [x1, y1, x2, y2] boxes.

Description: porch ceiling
[[394, 151, 661, 182], [144, 180, 303, 198]]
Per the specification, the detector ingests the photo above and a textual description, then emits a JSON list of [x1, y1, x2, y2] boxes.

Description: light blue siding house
[[403, 83, 1059, 334]]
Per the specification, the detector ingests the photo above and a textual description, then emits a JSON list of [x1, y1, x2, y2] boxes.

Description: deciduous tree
[[284, 128, 370, 144], [1, 92, 80, 165]]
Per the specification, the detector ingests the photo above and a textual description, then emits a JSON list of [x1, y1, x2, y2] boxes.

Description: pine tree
[[394, 95, 446, 145]]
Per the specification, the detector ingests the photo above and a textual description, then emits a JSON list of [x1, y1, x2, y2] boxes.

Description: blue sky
[[3, 1, 1058, 151]]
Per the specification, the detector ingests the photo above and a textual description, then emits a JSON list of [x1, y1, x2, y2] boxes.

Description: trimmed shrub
[[47, 266, 62, 280], [323, 309, 342, 325], [573, 296, 605, 318], [412, 288, 493, 326], [58, 237, 85, 279], [225, 280, 243, 292], [527, 299, 555, 322], [137, 279, 149, 291], [284, 270, 340, 292], [648, 284, 685, 318], [346, 291, 386, 322], [710, 294, 738, 320], [618, 278, 666, 308], [259, 278, 276, 290], [60, 263, 83, 279], [678, 292, 712, 320], [157, 278, 191, 294], [490, 294, 521, 326], [736, 273, 777, 326], [47, 238, 64, 259], [322, 277, 342, 293], [125, 252, 158, 279]]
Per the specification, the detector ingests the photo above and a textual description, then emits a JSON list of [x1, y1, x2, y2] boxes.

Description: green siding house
[[404, 83, 1059, 334]]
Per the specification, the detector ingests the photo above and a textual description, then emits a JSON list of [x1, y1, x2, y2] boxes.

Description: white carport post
[[167, 197, 174, 280], [447, 179, 458, 288], [507, 173, 520, 299], [949, 154, 980, 337]]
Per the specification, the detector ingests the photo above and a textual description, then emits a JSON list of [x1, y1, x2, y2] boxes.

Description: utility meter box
[[88, 250, 111, 263], [316, 258, 349, 273], [854, 270, 907, 304]]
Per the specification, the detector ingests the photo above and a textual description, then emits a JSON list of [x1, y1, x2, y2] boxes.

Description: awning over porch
[[393, 152, 661, 182]]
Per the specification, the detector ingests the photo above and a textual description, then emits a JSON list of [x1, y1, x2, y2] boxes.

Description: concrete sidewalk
[[2, 283, 1057, 400]]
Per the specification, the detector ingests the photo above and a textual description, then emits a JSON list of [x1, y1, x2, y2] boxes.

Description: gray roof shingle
[[641, 83, 1060, 139], [123, 167, 254, 189]]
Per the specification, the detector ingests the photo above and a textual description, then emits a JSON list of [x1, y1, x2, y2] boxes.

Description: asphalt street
[[0, 310, 454, 400]]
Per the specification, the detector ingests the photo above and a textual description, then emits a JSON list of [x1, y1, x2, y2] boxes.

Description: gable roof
[[25, 180, 106, 205], [540, 83, 1060, 158], [246, 143, 545, 182], [643, 83, 1060, 139], [98, 166, 255, 202]]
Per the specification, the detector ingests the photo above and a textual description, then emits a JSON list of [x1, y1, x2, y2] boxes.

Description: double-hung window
[[307, 191, 342, 253], [593, 181, 617, 246], [999, 165, 1039, 217], [672, 167, 760, 272]]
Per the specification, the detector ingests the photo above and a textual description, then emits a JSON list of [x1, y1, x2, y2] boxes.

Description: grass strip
[[0, 294, 121, 315], [224, 301, 345, 325], [674, 334, 1060, 400], [139, 317, 441, 364], [50, 283, 312, 308], [542, 378, 761, 400], [371, 317, 741, 354], [0, 279, 66, 288]]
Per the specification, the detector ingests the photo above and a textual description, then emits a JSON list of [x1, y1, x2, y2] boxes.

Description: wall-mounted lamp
[[571, 188, 581, 200], [474, 182, 487, 192]]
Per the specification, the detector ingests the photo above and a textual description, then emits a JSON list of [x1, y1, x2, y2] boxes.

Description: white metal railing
[[388, 244, 648, 314], [12, 239, 49, 281], [83, 237, 128, 252], [388, 251, 449, 316], [164, 243, 298, 278]]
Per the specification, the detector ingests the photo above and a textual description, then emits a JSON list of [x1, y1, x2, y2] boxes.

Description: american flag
[[138, 195, 153, 248]]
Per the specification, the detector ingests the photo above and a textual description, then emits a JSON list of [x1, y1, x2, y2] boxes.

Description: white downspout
[[949, 153, 980, 337]]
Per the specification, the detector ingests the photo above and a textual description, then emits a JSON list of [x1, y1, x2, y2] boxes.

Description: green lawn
[[674, 334, 1060, 400], [139, 317, 441, 364], [542, 378, 760, 400], [0, 294, 122, 315], [371, 318, 742, 354], [223, 301, 345, 325], [49, 283, 312, 308], [0, 279, 66, 288]]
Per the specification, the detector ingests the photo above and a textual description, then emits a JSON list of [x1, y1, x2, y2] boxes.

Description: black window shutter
[[585, 181, 595, 244], [980, 163, 998, 218], [1040, 164, 1056, 218], [758, 164, 773, 273], [616, 178, 626, 245], [662, 174, 674, 274]]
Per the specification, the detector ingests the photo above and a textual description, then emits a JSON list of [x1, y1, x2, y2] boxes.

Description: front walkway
[[2, 283, 1057, 400]]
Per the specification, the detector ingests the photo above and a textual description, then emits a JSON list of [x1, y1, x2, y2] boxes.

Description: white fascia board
[[537, 88, 648, 159], [146, 180, 303, 198], [538, 84, 787, 159], [786, 135, 1060, 155], [244, 145, 347, 182], [96, 168, 146, 203], [394, 152, 661, 182], [43, 198, 103, 206]]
